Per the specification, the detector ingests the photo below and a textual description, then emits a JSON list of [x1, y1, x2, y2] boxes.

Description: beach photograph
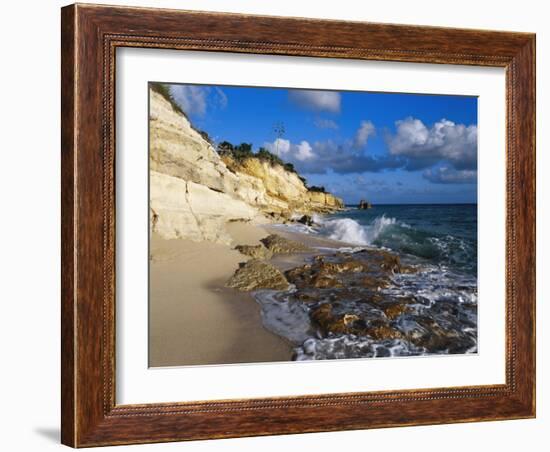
[[148, 82, 478, 367]]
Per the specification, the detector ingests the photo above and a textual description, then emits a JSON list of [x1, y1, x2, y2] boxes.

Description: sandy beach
[[149, 222, 294, 367]]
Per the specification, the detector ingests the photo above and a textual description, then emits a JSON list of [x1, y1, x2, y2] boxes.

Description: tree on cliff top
[[217, 142, 304, 181], [309, 186, 326, 193]]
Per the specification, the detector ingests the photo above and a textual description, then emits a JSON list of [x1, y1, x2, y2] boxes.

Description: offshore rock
[[297, 215, 314, 226], [358, 199, 372, 209]]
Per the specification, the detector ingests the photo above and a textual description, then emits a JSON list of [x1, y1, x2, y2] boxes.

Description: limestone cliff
[[222, 156, 343, 214], [149, 87, 343, 244]]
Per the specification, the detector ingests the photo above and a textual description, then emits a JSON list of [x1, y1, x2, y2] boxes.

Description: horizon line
[[343, 202, 478, 206]]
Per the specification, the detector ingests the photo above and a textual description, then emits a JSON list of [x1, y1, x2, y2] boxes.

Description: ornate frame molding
[[61, 4, 535, 447]]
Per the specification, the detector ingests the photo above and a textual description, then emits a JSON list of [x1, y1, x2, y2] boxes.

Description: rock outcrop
[[150, 89, 241, 195], [308, 190, 345, 211], [150, 171, 258, 244], [260, 234, 312, 254], [222, 156, 344, 214], [226, 260, 290, 291], [149, 87, 344, 243], [234, 244, 273, 260], [358, 199, 372, 209]]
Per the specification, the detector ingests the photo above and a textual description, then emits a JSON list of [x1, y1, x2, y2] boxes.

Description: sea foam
[[319, 214, 396, 245]]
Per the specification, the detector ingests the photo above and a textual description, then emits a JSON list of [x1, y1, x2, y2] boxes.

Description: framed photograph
[[61, 3, 536, 447]]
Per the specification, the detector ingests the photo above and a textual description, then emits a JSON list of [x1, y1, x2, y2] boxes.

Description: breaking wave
[[278, 211, 477, 275], [319, 215, 397, 245], [255, 204, 478, 360]]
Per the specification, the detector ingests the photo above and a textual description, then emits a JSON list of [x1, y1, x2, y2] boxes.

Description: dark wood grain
[[60, 5, 76, 446], [61, 3, 536, 447]]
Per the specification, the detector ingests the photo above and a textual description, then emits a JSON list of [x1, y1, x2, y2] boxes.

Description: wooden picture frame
[[61, 3, 536, 447]]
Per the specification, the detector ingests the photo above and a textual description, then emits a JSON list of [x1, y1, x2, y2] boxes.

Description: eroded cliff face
[[149, 88, 343, 243], [222, 156, 343, 214], [150, 171, 258, 243]]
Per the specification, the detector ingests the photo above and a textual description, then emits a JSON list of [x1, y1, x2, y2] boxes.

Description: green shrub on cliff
[[257, 147, 285, 167], [217, 141, 312, 187], [218, 142, 297, 173], [309, 186, 326, 193]]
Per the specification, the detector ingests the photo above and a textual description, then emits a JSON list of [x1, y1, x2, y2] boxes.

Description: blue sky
[[163, 83, 478, 204]]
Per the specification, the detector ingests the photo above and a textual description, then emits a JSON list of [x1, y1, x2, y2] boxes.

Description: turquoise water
[[321, 204, 477, 275], [254, 204, 479, 360]]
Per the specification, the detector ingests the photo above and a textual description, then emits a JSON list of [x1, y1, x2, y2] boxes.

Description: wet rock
[[260, 234, 311, 254], [311, 274, 343, 289], [366, 323, 404, 340], [285, 264, 313, 288], [311, 303, 333, 328], [311, 304, 358, 335], [294, 292, 317, 303], [354, 248, 400, 273], [226, 260, 290, 291], [400, 265, 418, 274], [234, 243, 273, 260], [318, 260, 368, 275], [286, 257, 369, 289], [359, 292, 385, 304], [311, 304, 403, 339], [379, 254, 402, 273], [354, 248, 406, 274], [382, 303, 411, 320], [358, 199, 372, 209], [286, 263, 339, 289], [297, 214, 314, 226], [360, 275, 390, 290], [407, 317, 470, 353], [265, 211, 292, 224]]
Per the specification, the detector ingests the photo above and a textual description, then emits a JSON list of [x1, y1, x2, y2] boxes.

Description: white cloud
[[265, 138, 401, 175], [423, 166, 477, 184], [215, 87, 228, 109], [353, 120, 376, 149], [314, 118, 338, 129], [387, 117, 477, 170], [168, 85, 228, 116], [288, 90, 341, 113], [169, 85, 208, 116], [268, 138, 291, 156], [265, 139, 315, 162], [295, 141, 314, 161], [262, 116, 477, 178]]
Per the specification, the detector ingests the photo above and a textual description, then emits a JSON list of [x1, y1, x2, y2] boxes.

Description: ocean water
[[320, 204, 477, 275], [254, 204, 479, 361]]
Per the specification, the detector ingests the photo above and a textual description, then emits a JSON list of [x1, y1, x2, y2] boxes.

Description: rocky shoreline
[[225, 229, 478, 360]]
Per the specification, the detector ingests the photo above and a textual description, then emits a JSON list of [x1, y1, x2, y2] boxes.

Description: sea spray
[[254, 289, 313, 345], [254, 204, 478, 360], [251, 246, 477, 360], [319, 214, 397, 245], [276, 205, 477, 275]]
